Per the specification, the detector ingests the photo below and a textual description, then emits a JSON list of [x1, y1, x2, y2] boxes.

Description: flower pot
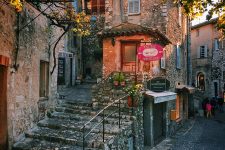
[[113, 81, 119, 86], [127, 96, 138, 107], [120, 81, 126, 86]]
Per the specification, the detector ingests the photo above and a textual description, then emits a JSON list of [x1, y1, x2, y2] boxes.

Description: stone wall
[[0, 3, 65, 148]]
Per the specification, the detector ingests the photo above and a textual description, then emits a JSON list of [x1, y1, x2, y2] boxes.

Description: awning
[[145, 90, 177, 104], [176, 85, 195, 94]]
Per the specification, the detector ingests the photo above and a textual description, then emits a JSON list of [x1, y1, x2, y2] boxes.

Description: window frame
[[128, 0, 140, 15]]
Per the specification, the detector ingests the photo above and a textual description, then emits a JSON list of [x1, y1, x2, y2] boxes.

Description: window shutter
[[204, 45, 207, 58], [197, 47, 200, 58]]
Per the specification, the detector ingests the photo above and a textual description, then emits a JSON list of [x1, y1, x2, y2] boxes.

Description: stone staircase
[[13, 93, 133, 150]]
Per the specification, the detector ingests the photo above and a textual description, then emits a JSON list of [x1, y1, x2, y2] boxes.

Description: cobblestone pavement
[[58, 82, 94, 103], [150, 107, 225, 150]]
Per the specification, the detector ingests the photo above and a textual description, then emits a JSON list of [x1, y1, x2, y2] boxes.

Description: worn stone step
[[25, 127, 112, 148], [38, 118, 129, 135], [55, 107, 97, 116], [48, 112, 96, 121], [59, 103, 94, 111], [59, 100, 92, 107], [12, 138, 82, 150]]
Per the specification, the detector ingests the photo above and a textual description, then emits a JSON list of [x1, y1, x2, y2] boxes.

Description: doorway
[[121, 42, 140, 72], [0, 65, 8, 150], [153, 102, 166, 145]]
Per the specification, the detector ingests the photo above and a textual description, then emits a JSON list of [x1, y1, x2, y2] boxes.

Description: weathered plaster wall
[[0, 3, 64, 148]]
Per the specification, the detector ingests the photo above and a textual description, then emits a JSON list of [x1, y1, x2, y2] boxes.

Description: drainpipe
[[186, 16, 191, 85]]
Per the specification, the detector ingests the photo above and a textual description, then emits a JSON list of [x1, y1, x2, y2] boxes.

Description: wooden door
[[0, 65, 8, 150], [121, 42, 140, 72]]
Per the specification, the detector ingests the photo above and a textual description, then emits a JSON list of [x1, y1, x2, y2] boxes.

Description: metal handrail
[[81, 94, 129, 150]]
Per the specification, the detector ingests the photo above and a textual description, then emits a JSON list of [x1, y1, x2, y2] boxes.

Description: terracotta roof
[[98, 22, 171, 45], [191, 18, 218, 30]]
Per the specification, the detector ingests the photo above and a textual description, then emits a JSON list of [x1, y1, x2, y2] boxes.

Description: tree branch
[[50, 25, 71, 75]]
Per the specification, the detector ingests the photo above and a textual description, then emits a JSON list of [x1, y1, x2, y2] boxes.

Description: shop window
[[40, 61, 49, 97], [128, 0, 140, 14], [85, 0, 105, 15], [197, 72, 205, 91]]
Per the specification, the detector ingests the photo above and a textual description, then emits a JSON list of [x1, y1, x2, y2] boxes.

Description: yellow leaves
[[10, 0, 23, 12]]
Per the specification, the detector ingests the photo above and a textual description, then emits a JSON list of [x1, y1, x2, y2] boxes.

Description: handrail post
[[103, 110, 105, 142], [119, 98, 121, 128], [82, 126, 85, 150]]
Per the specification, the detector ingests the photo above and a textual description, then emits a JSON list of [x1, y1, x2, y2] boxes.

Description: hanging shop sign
[[147, 77, 170, 92], [137, 44, 163, 61]]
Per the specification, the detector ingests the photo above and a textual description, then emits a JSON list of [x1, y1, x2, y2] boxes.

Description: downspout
[[186, 16, 191, 85], [13, 13, 20, 71]]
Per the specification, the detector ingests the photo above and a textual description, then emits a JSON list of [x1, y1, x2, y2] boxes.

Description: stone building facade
[[96, 0, 192, 148], [191, 18, 225, 111], [0, 3, 65, 149]]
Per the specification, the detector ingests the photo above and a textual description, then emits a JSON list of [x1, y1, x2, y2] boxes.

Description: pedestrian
[[206, 101, 212, 118]]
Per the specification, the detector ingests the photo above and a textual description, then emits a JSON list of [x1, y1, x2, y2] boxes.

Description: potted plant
[[119, 72, 126, 86], [124, 84, 143, 107], [113, 72, 120, 86]]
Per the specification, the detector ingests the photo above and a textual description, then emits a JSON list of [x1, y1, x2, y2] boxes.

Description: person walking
[[206, 101, 212, 118]]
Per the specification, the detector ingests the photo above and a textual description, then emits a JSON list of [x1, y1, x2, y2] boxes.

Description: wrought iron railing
[[81, 94, 129, 150]]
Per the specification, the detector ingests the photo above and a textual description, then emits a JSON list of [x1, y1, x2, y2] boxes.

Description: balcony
[[192, 58, 211, 67]]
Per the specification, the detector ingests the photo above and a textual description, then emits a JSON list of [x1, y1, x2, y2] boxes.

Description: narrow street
[[172, 111, 225, 150], [152, 108, 225, 150]]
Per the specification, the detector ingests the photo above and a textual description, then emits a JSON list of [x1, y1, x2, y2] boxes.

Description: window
[[176, 44, 182, 69], [128, 0, 140, 14], [196, 29, 199, 37], [39, 61, 49, 97], [197, 45, 207, 58], [86, 0, 105, 15], [160, 50, 166, 69], [214, 38, 219, 50], [197, 72, 205, 91]]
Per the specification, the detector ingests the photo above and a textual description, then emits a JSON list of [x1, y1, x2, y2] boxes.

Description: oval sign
[[138, 44, 163, 61]]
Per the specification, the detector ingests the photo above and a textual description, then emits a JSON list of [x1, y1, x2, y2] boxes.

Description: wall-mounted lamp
[[111, 37, 115, 46]]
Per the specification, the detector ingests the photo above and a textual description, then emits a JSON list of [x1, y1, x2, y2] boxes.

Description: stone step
[[55, 107, 97, 116], [25, 127, 113, 148], [48, 112, 96, 122], [58, 100, 92, 107], [12, 138, 82, 150], [38, 118, 130, 135], [59, 103, 95, 111]]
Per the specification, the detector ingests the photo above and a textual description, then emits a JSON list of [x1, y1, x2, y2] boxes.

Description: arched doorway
[[197, 72, 205, 91]]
